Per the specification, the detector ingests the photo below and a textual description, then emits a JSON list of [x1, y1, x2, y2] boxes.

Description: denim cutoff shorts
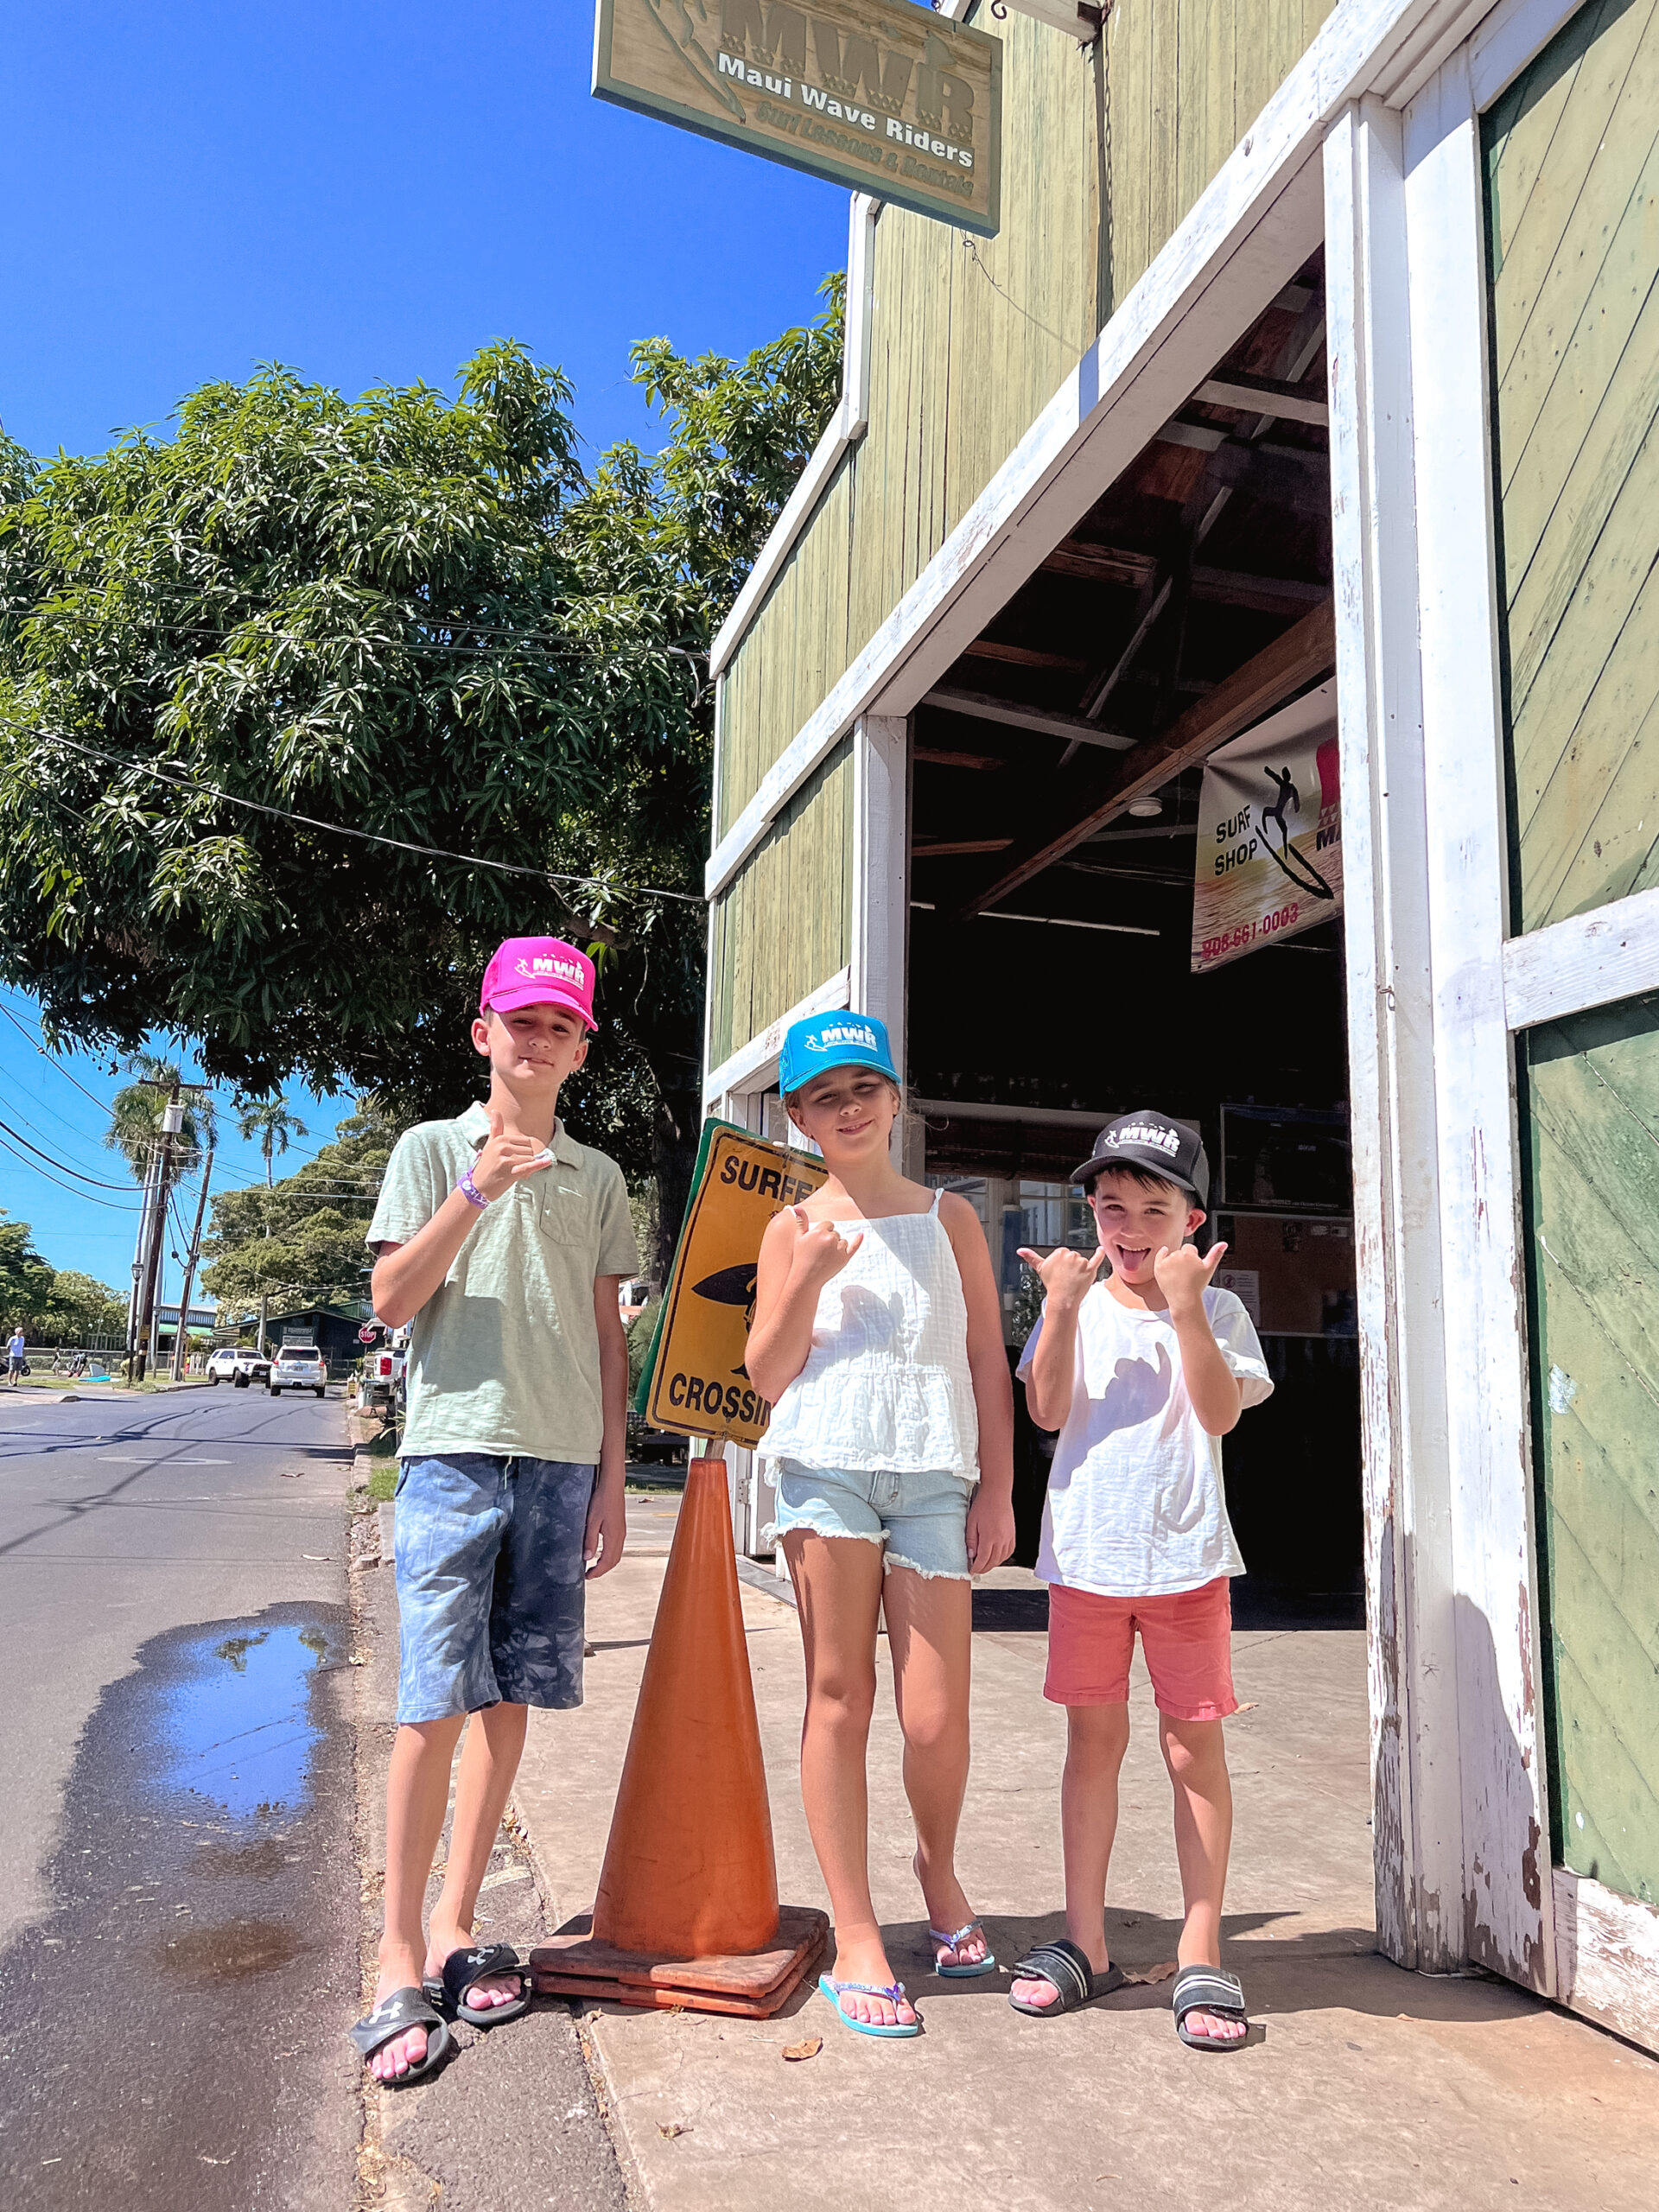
[[766, 1460, 973, 1580], [393, 1454, 595, 1723]]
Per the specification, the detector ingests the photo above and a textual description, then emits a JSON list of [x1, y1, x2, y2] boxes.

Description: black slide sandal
[[1007, 1937, 1128, 2017], [1173, 1964, 1249, 2050], [350, 1986, 453, 2087], [426, 1942, 531, 2030]]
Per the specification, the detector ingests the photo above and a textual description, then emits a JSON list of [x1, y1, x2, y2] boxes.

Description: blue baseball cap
[[779, 1011, 900, 1096]]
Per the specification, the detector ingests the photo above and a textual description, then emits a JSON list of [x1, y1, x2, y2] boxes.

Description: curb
[[734, 1554, 797, 1611]]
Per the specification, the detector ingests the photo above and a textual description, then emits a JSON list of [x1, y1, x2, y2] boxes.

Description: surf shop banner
[[1192, 695, 1343, 974], [594, 0, 1002, 236], [633, 1121, 828, 1450]]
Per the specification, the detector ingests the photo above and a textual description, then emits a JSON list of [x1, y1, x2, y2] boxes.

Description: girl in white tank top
[[747, 1014, 1015, 2039]]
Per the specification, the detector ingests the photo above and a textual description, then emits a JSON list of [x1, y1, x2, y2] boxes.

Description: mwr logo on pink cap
[[480, 938, 597, 1030]]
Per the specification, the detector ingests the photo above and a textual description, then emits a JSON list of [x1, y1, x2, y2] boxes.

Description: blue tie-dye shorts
[[392, 1454, 596, 1723]]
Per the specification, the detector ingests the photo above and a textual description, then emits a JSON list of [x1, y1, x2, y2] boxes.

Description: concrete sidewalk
[[512, 1499, 1659, 2212]]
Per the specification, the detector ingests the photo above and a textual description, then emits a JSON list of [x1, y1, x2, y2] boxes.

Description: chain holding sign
[[633, 1119, 828, 1452], [1192, 681, 1342, 975], [594, 0, 1002, 236]]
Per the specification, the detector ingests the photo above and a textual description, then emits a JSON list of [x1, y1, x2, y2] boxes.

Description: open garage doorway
[[903, 252, 1360, 1630]]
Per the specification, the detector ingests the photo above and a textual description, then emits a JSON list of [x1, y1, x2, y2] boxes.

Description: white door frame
[[1327, 0, 1659, 2033]]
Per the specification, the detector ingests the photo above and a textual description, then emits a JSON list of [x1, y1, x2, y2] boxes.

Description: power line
[[0, 1128, 142, 1208], [0, 1000, 125, 1113], [0, 1112, 137, 1190], [0, 1060, 118, 1164], [15, 728, 704, 906], [4, 581, 710, 665]]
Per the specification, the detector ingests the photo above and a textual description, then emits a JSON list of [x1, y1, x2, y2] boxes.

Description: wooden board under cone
[[530, 1904, 830, 2019]]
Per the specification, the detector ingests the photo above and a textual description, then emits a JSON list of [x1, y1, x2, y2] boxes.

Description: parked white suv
[[269, 1344, 327, 1398], [206, 1344, 271, 1388]]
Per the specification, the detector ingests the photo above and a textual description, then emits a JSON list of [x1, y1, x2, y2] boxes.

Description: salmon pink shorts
[[1044, 1577, 1237, 1720]]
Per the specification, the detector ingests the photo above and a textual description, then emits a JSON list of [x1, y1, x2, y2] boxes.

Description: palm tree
[[105, 1055, 217, 1378], [236, 1097, 308, 1353], [236, 1097, 308, 1187], [105, 1055, 216, 1180]]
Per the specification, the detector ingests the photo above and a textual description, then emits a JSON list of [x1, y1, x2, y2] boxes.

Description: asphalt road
[[0, 1382, 359, 2209]]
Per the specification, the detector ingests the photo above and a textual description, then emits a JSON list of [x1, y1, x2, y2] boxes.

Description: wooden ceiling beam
[[1190, 565, 1328, 613], [913, 746, 1004, 771], [950, 601, 1335, 921], [1194, 372, 1329, 426], [960, 639, 1088, 672], [921, 687, 1135, 752], [1039, 543, 1159, 588]]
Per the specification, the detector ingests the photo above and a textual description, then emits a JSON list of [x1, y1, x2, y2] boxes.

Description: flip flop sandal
[[424, 1942, 531, 2030], [350, 1986, 454, 2088], [931, 1916, 996, 1978], [817, 1974, 922, 2039], [1007, 1937, 1127, 2017], [1172, 1965, 1249, 2050]]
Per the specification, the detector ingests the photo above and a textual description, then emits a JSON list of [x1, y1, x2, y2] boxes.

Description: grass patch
[[366, 1465, 398, 1503]]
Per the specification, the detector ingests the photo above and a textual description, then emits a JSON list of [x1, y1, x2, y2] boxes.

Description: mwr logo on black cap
[[1071, 1110, 1210, 1207]]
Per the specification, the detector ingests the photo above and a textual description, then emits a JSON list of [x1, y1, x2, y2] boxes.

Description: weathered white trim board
[[705, 0, 1527, 900], [1325, 92, 1462, 1971], [707, 198, 877, 682], [1553, 1870, 1659, 2056], [1404, 41, 1551, 1993], [702, 965, 851, 1110], [1502, 887, 1659, 1033]]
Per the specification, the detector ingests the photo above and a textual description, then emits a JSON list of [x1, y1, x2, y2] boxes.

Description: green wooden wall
[[710, 0, 1332, 1064], [1521, 991, 1659, 1907], [709, 740, 854, 1071], [1103, 0, 1334, 302], [1484, 0, 1659, 933]]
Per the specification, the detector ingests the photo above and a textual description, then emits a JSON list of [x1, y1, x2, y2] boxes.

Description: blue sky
[[0, 0, 849, 1301]]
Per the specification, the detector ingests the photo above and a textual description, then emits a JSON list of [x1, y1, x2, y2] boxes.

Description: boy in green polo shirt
[[350, 937, 639, 2088]]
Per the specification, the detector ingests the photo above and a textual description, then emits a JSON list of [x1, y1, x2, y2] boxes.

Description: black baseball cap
[[1072, 1111, 1210, 1206]]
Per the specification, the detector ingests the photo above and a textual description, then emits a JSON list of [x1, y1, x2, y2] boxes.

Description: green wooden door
[[1519, 996, 1659, 1905], [1485, 0, 1659, 1907]]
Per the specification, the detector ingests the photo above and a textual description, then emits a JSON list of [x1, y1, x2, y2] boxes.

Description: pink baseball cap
[[479, 937, 597, 1030]]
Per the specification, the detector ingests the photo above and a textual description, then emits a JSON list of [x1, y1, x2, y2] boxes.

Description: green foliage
[[40, 1268, 129, 1341], [201, 1100, 397, 1313], [0, 285, 846, 1255], [0, 1217, 125, 1338]]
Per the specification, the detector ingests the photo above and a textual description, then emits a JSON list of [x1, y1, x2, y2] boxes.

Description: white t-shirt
[[1017, 1283, 1273, 1598]]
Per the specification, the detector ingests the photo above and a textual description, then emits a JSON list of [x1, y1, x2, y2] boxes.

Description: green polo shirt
[[367, 1102, 639, 1464]]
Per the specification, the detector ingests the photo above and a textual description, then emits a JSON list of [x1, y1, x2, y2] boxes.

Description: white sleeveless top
[[759, 1191, 979, 1481]]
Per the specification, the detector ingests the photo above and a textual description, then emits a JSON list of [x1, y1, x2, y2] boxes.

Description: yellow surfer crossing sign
[[634, 1121, 827, 1450]]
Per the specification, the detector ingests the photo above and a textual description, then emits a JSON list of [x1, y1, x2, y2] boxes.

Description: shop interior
[[900, 251, 1361, 1627]]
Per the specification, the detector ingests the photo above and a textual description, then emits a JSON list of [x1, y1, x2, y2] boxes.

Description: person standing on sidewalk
[[747, 1012, 1016, 2040], [1011, 1113, 1272, 2051], [350, 938, 639, 2088], [6, 1325, 26, 1388]]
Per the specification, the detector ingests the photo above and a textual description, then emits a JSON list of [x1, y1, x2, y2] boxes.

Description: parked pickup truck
[[269, 1343, 327, 1398], [354, 1331, 408, 1415], [206, 1344, 272, 1389]]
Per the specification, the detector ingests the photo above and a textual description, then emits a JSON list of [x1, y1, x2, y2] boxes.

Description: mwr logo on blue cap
[[779, 1011, 900, 1096]]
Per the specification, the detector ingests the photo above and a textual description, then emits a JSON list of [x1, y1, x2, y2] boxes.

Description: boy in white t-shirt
[[1011, 1110, 1271, 2051]]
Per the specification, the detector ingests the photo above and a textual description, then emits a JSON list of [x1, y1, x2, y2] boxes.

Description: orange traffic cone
[[531, 1457, 828, 2018]]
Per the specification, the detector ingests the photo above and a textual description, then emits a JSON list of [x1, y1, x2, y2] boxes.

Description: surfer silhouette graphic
[[1258, 762, 1334, 902]]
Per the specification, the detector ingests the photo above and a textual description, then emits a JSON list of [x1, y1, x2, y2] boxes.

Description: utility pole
[[125, 1145, 161, 1388], [170, 1145, 216, 1381], [133, 1092, 184, 1383]]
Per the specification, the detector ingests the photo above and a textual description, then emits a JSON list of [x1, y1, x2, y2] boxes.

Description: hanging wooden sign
[[594, 0, 1002, 237], [633, 1119, 828, 1450]]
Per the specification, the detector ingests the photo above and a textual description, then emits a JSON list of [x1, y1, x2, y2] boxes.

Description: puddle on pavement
[[162, 1621, 334, 1819], [0, 1599, 357, 2203], [160, 1915, 306, 1986]]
